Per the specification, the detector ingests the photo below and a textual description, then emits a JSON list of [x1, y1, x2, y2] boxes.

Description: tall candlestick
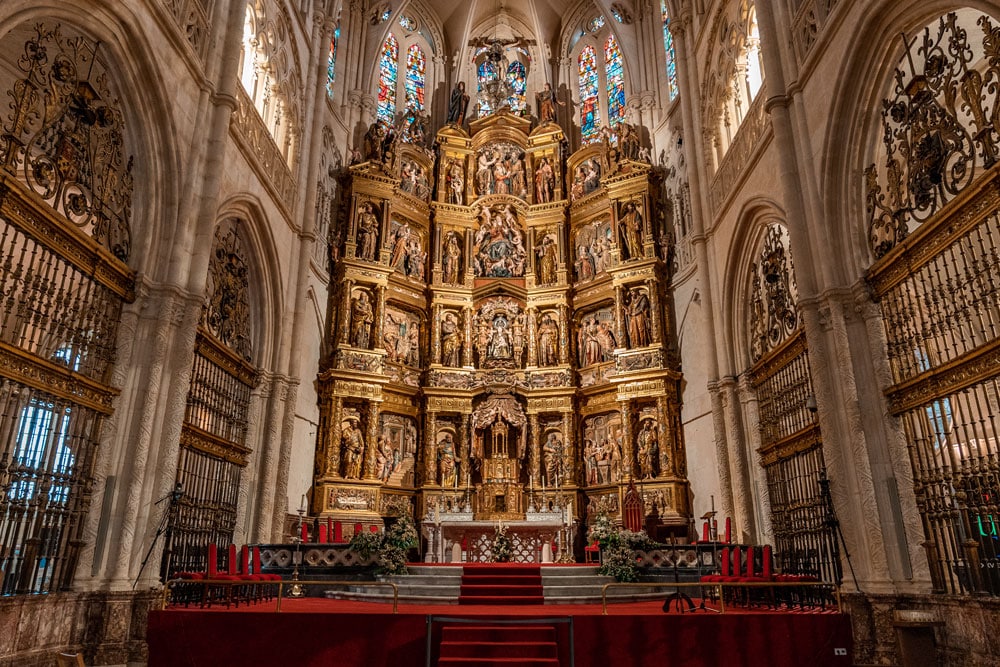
[[299, 494, 307, 512]]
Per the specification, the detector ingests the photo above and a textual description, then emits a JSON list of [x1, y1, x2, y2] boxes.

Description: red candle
[[301, 523, 309, 543], [724, 517, 732, 543], [327, 517, 333, 540], [701, 521, 710, 542]]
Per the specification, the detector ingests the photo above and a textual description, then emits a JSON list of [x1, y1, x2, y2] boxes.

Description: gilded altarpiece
[[314, 110, 690, 546]]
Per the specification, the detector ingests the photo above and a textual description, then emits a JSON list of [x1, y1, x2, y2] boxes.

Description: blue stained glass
[[506, 61, 527, 113], [661, 2, 678, 101], [405, 44, 425, 110], [579, 45, 601, 144], [588, 16, 605, 32], [376, 33, 398, 124], [611, 8, 624, 23], [399, 15, 416, 31], [605, 34, 626, 130], [380, 8, 391, 22], [326, 23, 339, 99], [477, 60, 498, 116]]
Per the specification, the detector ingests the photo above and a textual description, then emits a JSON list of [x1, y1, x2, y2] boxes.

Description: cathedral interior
[[0, 0, 999, 665]]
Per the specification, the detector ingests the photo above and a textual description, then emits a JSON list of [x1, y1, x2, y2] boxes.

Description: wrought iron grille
[[866, 11, 1000, 596], [0, 24, 134, 594], [749, 331, 839, 584], [163, 225, 258, 578]]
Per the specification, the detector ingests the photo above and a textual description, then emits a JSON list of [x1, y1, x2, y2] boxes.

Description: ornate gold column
[[562, 411, 575, 485], [526, 308, 538, 366], [614, 285, 626, 348], [462, 307, 474, 366], [647, 278, 662, 344], [373, 284, 386, 345], [326, 395, 343, 477], [558, 304, 570, 364], [432, 303, 443, 363], [338, 278, 355, 345], [459, 414, 471, 486], [619, 400, 634, 480], [363, 400, 381, 479], [425, 411, 438, 485], [656, 394, 674, 476], [528, 413, 541, 483]]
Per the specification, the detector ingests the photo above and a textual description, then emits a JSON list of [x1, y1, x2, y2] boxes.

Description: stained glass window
[[379, 7, 391, 22], [405, 44, 425, 110], [605, 34, 626, 131], [506, 61, 527, 114], [611, 7, 625, 23], [376, 33, 398, 124], [326, 23, 340, 99], [661, 2, 678, 101], [578, 45, 601, 144], [399, 15, 416, 31], [588, 16, 605, 32], [477, 59, 499, 116]]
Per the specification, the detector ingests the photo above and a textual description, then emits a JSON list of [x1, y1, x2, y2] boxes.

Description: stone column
[[363, 400, 381, 479], [558, 304, 570, 364], [425, 412, 438, 485], [619, 400, 634, 480], [526, 308, 538, 366], [462, 307, 474, 366], [614, 285, 627, 349]]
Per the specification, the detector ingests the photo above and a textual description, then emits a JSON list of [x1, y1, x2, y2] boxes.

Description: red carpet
[[147, 597, 853, 666], [458, 563, 544, 605], [438, 623, 559, 665]]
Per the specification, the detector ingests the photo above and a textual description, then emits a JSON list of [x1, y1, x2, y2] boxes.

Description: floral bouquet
[[490, 523, 513, 563]]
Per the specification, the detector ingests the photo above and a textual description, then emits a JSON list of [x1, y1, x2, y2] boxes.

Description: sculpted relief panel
[[574, 218, 612, 283], [577, 307, 617, 367], [476, 142, 529, 199], [473, 203, 527, 278], [383, 306, 420, 367], [473, 298, 526, 368], [583, 413, 625, 486], [388, 220, 427, 280]]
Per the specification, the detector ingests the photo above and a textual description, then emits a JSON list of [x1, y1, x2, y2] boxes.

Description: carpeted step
[[441, 626, 556, 644], [437, 659, 559, 666], [457, 595, 546, 605], [462, 564, 541, 576], [438, 641, 558, 659], [459, 585, 544, 597], [461, 575, 542, 586]]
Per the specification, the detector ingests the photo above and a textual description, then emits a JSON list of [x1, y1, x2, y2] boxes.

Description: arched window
[[506, 61, 527, 113], [578, 45, 601, 143], [326, 22, 340, 99], [404, 44, 426, 111], [661, 1, 678, 101], [745, 9, 763, 101], [477, 59, 499, 116], [604, 34, 626, 132], [376, 33, 399, 124]]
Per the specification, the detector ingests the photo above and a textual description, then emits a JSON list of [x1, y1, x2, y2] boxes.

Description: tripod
[[818, 469, 859, 590], [662, 543, 697, 613], [133, 483, 184, 589]]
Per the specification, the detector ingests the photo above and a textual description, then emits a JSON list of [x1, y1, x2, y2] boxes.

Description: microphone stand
[[134, 483, 184, 589], [818, 469, 859, 591]]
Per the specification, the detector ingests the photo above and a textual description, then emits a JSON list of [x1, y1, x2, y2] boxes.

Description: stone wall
[[0, 591, 157, 667], [844, 593, 1000, 667]]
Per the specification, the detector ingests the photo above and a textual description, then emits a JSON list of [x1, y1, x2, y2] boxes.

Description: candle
[[701, 521, 710, 542], [300, 494, 306, 512], [724, 517, 732, 543], [300, 523, 309, 543], [542, 476, 546, 492]]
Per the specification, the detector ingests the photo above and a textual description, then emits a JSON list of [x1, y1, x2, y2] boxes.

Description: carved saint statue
[[542, 432, 564, 487], [619, 201, 644, 261], [447, 82, 470, 125], [441, 312, 463, 367], [350, 291, 375, 349], [626, 288, 651, 348], [341, 420, 365, 478], [637, 420, 659, 479], [446, 159, 464, 205], [438, 433, 457, 486], [442, 231, 463, 284], [536, 83, 564, 124], [534, 158, 555, 203], [487, 315, 513, 361], [537, 313, 559, 367], [535, 233, 558, 285], [355, 203, 380, 261]]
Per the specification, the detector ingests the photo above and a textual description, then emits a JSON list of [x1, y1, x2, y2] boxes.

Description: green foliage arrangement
[[349, 513, 418, 576], [490, 524, 513, 563], [587, 514, 651, 582]]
